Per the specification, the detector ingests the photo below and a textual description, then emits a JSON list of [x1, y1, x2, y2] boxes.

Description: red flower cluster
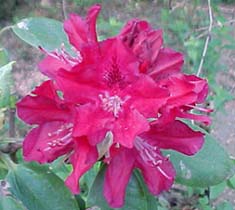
[[17, 4, 211, 208]]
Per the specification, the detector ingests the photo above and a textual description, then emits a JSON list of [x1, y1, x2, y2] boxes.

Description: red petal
[[104, 149, 135, 208], [16, 83, 71, 125], [23, 121, 73, 163], [38, 55, 71, 78], [86, 4, 101, 42], [149, 48, 184, 81], [142, 120, 204, 155], [119, 19, 150, 39], [136, 156, 175, 195], [65, 137, 98, 194], [113, 109, 149, 148], [64, 4, 101, 49], [119, 19, 163, 72], [56, 70, 101, 104], [127, 75, 168, 117], [73, 104, 112, 145], [32, 80, 57, 100], [183, 75, 209, 103]]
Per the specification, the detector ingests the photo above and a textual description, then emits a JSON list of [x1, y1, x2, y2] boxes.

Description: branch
[[195, 19, 235, 33], [197, 0, 213, 77], [62, 0, 67, 20]]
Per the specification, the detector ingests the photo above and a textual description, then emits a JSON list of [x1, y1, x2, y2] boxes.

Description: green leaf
[[0, 62, 14, 108], [227, 174, 235, 189], [0, 159, 8, 179], [87, 166, 158, 210], [75, 195, 86, 210], [216, 201, 233, 210], [6, 162, 79, 210], [209, 182, 226, 199], [165, 124, 235, 187], [0, 48, 9, 67], [80, 162, 101, 198], [48, 156, 71, 180], [12, 17, 71, 52], [0, 196, 27, 210]]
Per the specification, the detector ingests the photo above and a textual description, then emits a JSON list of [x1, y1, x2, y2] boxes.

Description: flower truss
[[17, 4, 212, 208]]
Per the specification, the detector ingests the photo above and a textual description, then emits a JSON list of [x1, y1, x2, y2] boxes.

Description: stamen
[[134, 137, 162, 166], [99, 92, 129, 118], [134, 137, 172, 180], [44, 123, 73, 151], [115, 143, 120, 148], [157, 166, 172, 180], [185, 104, 213, 113]]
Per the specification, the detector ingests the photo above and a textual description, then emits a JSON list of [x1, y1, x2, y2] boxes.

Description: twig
[[62, 0, 67, 20], [170, 0, 186, 12], [195, 19, 235, 33], [8, 108, 16, 138], [168, 0, 172, 10], [197, 0, 213, 77]]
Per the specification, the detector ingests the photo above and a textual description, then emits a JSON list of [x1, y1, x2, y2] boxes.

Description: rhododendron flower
[[16, 4, 212, 209]]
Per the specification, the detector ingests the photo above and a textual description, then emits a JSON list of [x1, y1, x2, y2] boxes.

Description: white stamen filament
[[185, 104, 212, 113], [157, 166, 172, 180], [134, 137, 172, 180], [44, 123, 73, 151], [99, 92, 129, 118]]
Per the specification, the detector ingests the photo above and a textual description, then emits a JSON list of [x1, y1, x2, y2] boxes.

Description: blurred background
[[0, 0, 235, 209]]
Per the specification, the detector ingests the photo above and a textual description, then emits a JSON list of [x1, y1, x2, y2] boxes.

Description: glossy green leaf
[[0, 196, 27, 210], [165, 124, 234, 187], [12, 17, 71, 52], [6, 162, 79, 210], [87, 166, 158, 210], [0, 62, 14, 108]]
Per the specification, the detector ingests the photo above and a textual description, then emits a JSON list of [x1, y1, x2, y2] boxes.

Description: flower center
[[44, 123, 73, 151], [134, 137, 172, 180], [99, 92, 127, 118], [103, 57, 125, 88]]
